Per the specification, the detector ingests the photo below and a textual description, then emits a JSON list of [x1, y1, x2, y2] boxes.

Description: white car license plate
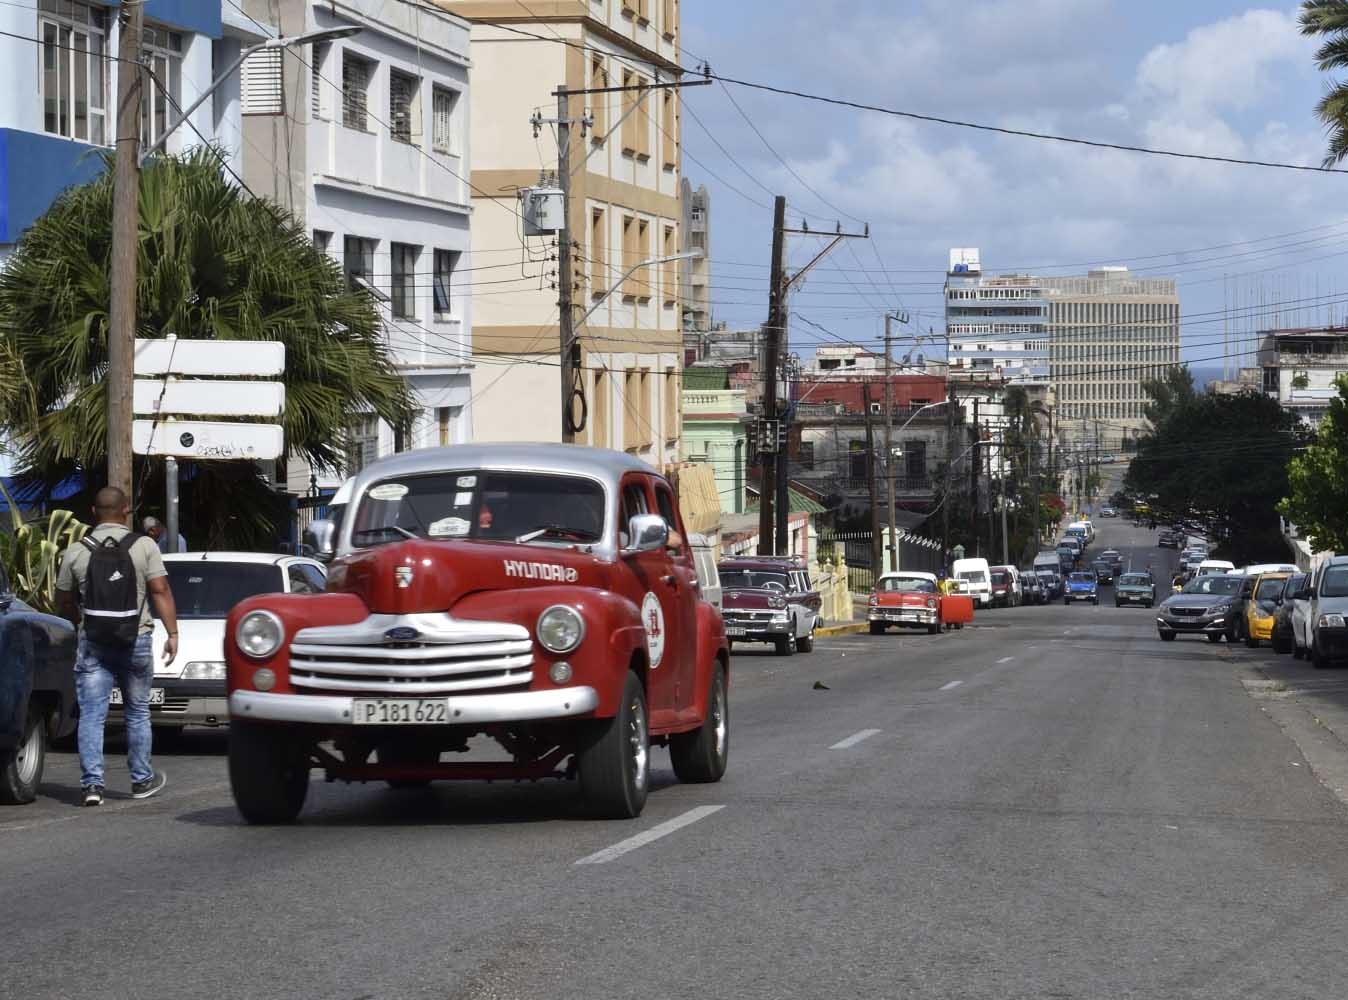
[[109, 688, 165, 706], [725, 626, 747, 637], [352, 699, 450, 725]]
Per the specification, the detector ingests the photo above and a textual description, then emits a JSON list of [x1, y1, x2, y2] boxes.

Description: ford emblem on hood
[[384, 626, 421, 642]]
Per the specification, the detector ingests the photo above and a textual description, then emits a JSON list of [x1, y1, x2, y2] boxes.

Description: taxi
[[1242, 571, 1291, 649], [224, 444, 730, 823]]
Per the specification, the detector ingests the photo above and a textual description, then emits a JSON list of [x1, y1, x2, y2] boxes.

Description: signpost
[[131, 337, 286, 552]]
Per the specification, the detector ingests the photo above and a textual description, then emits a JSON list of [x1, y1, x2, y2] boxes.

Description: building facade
[[944, 248, 1050, 383], [239, 0, 474, 487], [680, 178, 709, 334], [1044, 267, 1180, 452], [1256, 327, 1348, 427], [681, 368, 747, 514], [0, 1, 254, 263], [438, 0, 684, 466]]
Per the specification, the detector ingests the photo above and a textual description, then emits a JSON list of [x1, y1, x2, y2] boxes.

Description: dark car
[[719, 557, 821, 655], [1272, 573, 1308, 655], [0, 566, 78, 804], [1158, 530, 1182, 549], [1091, 559, 1116, 585], [1065, 572, 1099, 605], [1056, 543, 1080, 573], [989, 567, 1019, 608], [1037, 570, 1063, 600], [1099, 549, 1125, 575], [1155, 573, 1246, 642], [1115, 572, 1157, 608]]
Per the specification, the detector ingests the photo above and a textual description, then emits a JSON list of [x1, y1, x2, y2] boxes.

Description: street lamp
[[140, 25, 363, 164]]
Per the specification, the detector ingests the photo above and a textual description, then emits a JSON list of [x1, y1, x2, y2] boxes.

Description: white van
[[952, 557, 992, 606], [1197, 559, 1236, 576], [1033, 551, 1061, 573], [688, 533, 722, 611]]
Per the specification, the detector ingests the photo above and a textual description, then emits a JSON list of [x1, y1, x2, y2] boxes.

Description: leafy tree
[[1301, 0, 1348, 165], [0, 149, 414, 537], [1281, 375, 1348, 551], [1126, 388, 1308, 563], [1140, 365, 1196, 430]]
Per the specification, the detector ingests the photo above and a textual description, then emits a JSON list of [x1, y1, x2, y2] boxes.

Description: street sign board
[[134, 339, 285, 377], [133, 420, 284, 460], [133, 379, 285, 418]]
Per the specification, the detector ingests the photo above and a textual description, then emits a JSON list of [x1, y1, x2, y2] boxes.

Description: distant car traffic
[[1115, 573, 1157, 608], [1155, 574, 1245, 642], [1020, 572, 1045, 606], [1036, 569, 1063, 600], [1064, 572, 1099, 605], [1100, 506, 1117, 518], [1091, 559, 1115, 585]]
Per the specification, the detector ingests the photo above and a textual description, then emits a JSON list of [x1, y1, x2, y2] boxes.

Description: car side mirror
[[1296, 588, 1313, 601], [303, 519, 337, 563], [622, 514, 668, 555]]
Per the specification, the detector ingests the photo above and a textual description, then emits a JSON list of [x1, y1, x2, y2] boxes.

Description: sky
[[679, 0, 1348, 377]]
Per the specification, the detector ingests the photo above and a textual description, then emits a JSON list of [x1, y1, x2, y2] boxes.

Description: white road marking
[[829, 728, 882, 750], [996, 656, 1014, 664], [939, 680, 963, 691], [574, 805, 726, 865]]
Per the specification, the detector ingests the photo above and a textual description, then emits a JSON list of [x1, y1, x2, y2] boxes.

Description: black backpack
[[81, 534, 144, 646]]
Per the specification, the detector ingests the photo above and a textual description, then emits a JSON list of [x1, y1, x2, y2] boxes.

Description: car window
[[654, 484, 678, 531], [1321, 566, 1348, 598], [878, 576, 936, 594], [287, 564, 320, 594], [1287, 574, 1307, 597], [161, 562, 285, 620], [1119, 574, 1150, 585], [719, 569, 790, 592], [1255, 578, 1287, 602], [1069, 573, 1094, 583], [1182, 576, 1242, 595]]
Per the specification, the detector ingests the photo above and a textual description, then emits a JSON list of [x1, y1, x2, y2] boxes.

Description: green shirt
[[56, 523, 167, 635]]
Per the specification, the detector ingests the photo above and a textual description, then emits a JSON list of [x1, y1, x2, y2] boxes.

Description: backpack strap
[[116, 532, 143, 554]]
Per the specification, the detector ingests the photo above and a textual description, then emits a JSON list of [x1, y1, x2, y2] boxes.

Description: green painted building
[[681, 367, 749, 515]]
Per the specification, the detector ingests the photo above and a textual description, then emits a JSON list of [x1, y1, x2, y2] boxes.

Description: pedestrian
[[57, 487, 178, 806], [141, 515, 186, 554]]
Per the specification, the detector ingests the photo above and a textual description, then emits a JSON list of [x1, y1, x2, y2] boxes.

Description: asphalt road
[[6, 517, 1348, 999]]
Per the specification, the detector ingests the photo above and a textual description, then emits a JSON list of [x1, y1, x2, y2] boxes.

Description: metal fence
[[818, 528, 945, 593]]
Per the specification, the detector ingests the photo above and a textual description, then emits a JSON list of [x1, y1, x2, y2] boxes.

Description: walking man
[[142, 515, 185, 554], [57, 487, 179, 806]]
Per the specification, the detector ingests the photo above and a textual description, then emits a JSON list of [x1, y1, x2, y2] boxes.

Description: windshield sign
[[350, 471, 605, 548]]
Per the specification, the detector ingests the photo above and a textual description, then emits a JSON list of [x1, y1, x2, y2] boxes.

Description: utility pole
[[999, 434, 1009, 566], [970, 397, 980, 557], [864, 382, 882, 578], [758, 195, 787, 555], [107, 0, 144, 498], [941, 380, 956, 571], [776, 357, 793, 555], [883, 313, 898, 571], [556, 88, 578, 445]]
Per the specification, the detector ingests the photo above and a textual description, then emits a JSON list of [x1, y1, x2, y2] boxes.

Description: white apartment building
[[240, 0, 473, 488], [438, 0, 684, 466], [1256, 327, 1348, 427]]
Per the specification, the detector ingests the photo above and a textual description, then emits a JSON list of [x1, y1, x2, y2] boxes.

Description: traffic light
[[759, 418, 780, 454]]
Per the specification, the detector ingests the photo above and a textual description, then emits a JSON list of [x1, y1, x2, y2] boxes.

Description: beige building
[[1045, 267, 1180, 452], [436, 0, 685, 465]]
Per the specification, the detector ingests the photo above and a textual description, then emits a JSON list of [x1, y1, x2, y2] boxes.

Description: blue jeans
[[75, 633, 154, 787]]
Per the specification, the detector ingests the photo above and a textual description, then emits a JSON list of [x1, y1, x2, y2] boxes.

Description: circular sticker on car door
[[641, 591, 666, 669]]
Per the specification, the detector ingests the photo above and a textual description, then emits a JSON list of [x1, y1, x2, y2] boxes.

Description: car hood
[[874, 592, 936, 608], [1315, 596, 1348, 614], [722, 590, 782, 611], [1161, 594, 1236, 612], [152, 618, 225, 678], [1067, 580, 1096, 590], [1116, 582, 1152, 591]]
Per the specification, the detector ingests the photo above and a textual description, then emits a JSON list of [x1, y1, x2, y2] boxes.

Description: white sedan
[[109, 553, 326, 731]]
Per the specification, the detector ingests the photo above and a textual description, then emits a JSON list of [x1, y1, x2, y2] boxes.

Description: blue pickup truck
[[1064, 571, 1100, 606]]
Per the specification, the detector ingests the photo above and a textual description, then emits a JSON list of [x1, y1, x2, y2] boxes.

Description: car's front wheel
[[229, 721, 310, 824], [0, 708, 47, 805], [795, 625, 815, 653], [578, 670, 649, 818]]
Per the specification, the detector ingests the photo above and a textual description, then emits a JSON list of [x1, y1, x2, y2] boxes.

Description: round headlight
[[236, 610, 284, 659], [537, 605, 584, 654]]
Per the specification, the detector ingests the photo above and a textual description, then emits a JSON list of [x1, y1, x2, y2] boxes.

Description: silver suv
[[1306, 555, 1348, 669]]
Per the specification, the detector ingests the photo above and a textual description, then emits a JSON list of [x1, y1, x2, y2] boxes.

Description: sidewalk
[[1242, 656, 1348, 807]]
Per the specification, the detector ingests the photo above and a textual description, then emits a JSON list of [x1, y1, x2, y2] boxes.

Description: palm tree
[[1300, 0, 1348, 165], [0, 147, 414, 483]]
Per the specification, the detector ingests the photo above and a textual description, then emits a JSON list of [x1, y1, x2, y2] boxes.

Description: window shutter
[[241, 47, 283, 116], [433, 88, 454, 151], [390, 72, 414, 143]]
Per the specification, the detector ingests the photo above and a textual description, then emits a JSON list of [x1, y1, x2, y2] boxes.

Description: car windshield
[[1321, 566, 1348, 598], [1069, 573, 1094, 584], [349, 470, 605, 548], [957, 570, 987, 583], [1119, 574, 1150, 586], [878, 576, 936, 594], [159, 562, 285, 620], [1256, 578, 1287, 602], [720, 569, 790, 592], [1182, 576, 1243, 595], [990, 571, 1010, 585]]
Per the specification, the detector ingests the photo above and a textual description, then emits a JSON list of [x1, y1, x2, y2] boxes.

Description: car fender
[[689, 601, 730, 720]]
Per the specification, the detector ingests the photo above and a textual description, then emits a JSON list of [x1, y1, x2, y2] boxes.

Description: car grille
[[288, 614, 534, 696], [723, 610, 780, 624], [1169, 607, 1206, 617]]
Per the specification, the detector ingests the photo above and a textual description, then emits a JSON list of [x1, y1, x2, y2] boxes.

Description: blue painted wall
[[0, 130, 109, 242], [87, 0, 221, 37]]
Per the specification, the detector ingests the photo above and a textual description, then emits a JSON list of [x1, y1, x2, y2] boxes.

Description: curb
[[815, 622, 869, 638]]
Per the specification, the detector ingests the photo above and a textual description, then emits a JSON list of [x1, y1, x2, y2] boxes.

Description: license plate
[[352, 699, 450, 725], [725, 626, 747, 637], [109, 688, 165, 706]]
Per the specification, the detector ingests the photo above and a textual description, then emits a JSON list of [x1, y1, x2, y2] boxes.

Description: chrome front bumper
[[229, 686, 600, 726]]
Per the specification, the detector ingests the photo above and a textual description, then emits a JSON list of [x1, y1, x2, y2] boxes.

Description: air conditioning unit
[[520, 186, 565, 236]]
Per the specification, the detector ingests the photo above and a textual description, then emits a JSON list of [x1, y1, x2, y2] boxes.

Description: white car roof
[[162, 551, 320, 567], [877, 571, 937, 583]]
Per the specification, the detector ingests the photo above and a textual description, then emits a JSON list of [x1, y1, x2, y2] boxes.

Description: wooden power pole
[[107, 0, 144, 498], [556, 88, 578, 444], [757, 196, 787, 555], [883, 313, 898, 571], [865, 382, 882, 577]]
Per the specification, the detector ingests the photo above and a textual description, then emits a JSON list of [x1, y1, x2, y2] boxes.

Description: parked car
[[1290, 573, 1316, 659], [1272, 573, 1308, 655], [1114, 572, 1157, 608], [1155, 574, 1245, 642], [720, 557, 819, 655], [1064, 572, 1099, 605], [107, 553, 327, 734], [1100, 506, 1117, 518], [1036, 570, 1063, 600], [1238, 572, 1291, 649], [1197, 559, 1237, 577], [688, 534, 721, 611], [989, 566, 1021, 608], [1304, 555, 1348, 669], [1091, 559, 1116, 585], [0, 565, 78, 804], [869, 572, 943, 634], [227, 443, 731, 823], [1158, 530, 1183, 549], [1057, 540, 1082, 572], [952, 557, 992, 608], [1020, 572, 1044, 606], [1099, 549, 1125, 575]]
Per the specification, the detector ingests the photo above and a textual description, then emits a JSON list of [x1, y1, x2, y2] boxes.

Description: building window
[[311, 41, 328, 117], [342, 52, 371, 131], [343, 235, 376, 292], [849, 441, 867, 480], [432, 86, 457, 152], [663, 0, 678, 39], [664, 368, 677, 442], [140, 24, 183, 148], [590, 208, 607, 297], [592, 369, 609, 448], [638, 369, 653, 447], [799, 440, 814, 470], [662, 225, 677, 306], [313, 229, 332, 255], [623, 368, 639, 449], [390, 243, 418, 319], [437, 406, 460, 446], [662, 89, 677, 168], [636, 220, 651, 299], [589, 56, 607, 138], [621, 215, 637, 298], [39, 0, 109, 144], [389, 69, 419, 144], [433, 249, 458, 315], [346, 415, 379, 473]]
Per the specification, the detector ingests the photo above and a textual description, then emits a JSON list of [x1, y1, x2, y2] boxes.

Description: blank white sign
[[133, 339, 285, 377]]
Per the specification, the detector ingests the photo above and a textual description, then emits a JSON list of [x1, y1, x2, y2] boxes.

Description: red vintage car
[[224, 445, 730, 823], [868, 571, 944, 634]]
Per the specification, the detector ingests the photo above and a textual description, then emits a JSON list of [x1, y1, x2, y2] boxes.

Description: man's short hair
[[93, 486, 128, 520]]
